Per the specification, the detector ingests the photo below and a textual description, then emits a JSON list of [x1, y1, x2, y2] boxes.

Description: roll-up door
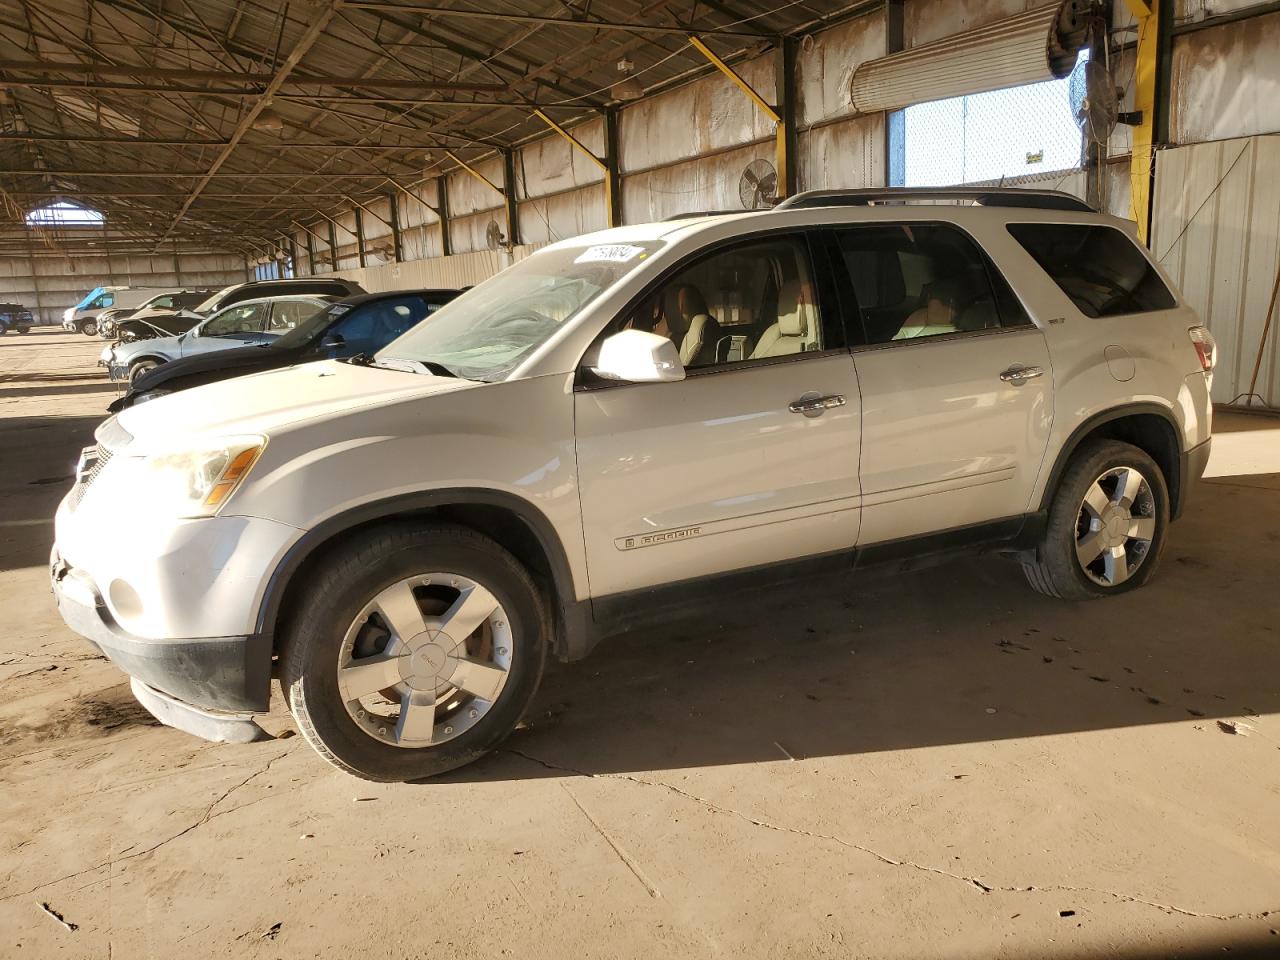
[[850, 1, 1088, 115]]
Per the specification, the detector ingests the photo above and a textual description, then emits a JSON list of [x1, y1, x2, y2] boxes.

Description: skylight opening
[[25, 201, 106, 227]]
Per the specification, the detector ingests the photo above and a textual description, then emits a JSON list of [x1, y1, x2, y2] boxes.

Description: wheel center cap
[[399, 633, 454, 689], [1101, 506, 1129, 546]]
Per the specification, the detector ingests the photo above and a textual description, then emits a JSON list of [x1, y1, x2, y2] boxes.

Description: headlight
[[138, 436, 266, 518], [99, 346, 114, 364]]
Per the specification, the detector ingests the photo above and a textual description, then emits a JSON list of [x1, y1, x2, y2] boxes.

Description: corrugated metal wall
[[0, 244, 249, 325], [1153, 135, 1280, 406]]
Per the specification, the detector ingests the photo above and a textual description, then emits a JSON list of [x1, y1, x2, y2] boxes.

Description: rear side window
[[833, 223, 1031, 345], [1007, 223, 1176, 318]]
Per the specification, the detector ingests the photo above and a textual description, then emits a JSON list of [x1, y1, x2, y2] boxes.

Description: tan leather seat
[[750, 279, 816, 359], [662, 285, 720, 367]]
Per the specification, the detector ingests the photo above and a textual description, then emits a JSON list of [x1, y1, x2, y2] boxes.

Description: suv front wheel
[[280, 523, 548, 782], [1023, 439, 1168, 600], [77, 318, 98, 336]]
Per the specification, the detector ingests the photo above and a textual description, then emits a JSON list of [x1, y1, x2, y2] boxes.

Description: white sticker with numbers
[[574, 244, 645, 264]]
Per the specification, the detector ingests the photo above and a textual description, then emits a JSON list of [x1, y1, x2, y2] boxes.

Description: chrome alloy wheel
[[1075, 466, 1156, 587], [337, 574, 514, 748]]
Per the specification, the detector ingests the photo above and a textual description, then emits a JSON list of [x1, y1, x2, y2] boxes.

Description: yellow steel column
[[1127, 0, 1158, 244], [688, 34, 789, 200], [532, 109, 614, 226]]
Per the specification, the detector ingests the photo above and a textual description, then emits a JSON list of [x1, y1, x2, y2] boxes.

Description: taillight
[[1188, 326, 1216, 372]]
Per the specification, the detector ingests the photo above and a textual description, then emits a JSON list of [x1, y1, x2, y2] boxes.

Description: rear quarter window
[[1007, 223, 1176, 318]]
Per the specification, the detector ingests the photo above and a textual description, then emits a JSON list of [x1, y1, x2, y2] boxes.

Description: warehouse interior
[[2, 1, 1279, 957]]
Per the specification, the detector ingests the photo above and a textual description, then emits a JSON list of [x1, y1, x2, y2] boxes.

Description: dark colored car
[[115, 277, 366, 342], [108, 288, 459, 412], [0, 302, 33, 334], [98, 290, 213, 340]]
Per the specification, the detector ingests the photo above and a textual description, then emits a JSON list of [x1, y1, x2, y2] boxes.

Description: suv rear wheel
[[280, 523, 548, 782], [1023, 439, 1168, 600]]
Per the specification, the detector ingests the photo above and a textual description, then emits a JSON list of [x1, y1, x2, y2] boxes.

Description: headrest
[[776, 279, 810, 338], [661, 284, 707, 336]]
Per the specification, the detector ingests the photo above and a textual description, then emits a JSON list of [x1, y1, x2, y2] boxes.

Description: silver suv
[[51, 189, 1215, 782]]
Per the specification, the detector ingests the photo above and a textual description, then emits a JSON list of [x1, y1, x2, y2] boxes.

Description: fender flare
[[253, 488, 593, 660], [1037, 402, 1184, 516]]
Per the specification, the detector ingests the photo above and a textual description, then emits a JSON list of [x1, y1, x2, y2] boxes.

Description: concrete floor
[[2, 329, 1279, 960]]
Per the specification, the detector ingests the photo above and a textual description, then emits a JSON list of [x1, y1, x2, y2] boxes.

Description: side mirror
[[590, 330, 685, 383]]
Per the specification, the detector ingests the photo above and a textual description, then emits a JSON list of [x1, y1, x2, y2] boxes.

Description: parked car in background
[[112, 289, 460, 411], [97, 290, 213, 340], [62, 286, 166, 336], [53, 188, 1215, 782], [0, 302, 34, 334], [114, 277, 365, 342], [102, 295, 333, 385]]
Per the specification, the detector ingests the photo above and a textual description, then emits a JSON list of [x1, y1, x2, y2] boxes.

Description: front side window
[[381, 241, 662, 381], [201, 302, 268, 336], [90, 292, 115, 309], [269, 298, 324, 330], [1007, 223, 1176, 318], [621, 235, 825, 370], [75, 287, 106, 309], [834, 223, 1029, 345]]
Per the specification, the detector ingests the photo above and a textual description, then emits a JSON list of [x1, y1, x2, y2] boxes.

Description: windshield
[[377, 242, 661, 380], [75, 286, 106, 310], [271, 301, 348, 350], [194, 284, 238, 314]]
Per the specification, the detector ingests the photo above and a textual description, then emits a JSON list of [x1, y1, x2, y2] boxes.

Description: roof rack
[[773, 187, 1093, 213]]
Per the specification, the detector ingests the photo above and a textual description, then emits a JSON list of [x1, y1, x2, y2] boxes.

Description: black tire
[[1023, 439, 1168, 601], [0, 323, 6, 336], [128, 359, 161, 386], [78, 319, 97, 336], [280, 523, 549, 782], [15, 324, 29, 334]]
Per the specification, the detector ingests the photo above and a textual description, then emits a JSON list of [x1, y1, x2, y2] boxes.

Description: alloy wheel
[[337, 573, 513, 748], [1074, 466, 1156, 587]]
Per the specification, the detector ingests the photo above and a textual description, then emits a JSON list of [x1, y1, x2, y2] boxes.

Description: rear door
[[829, 221, 1054, 546], [573, 232, 863, 598]]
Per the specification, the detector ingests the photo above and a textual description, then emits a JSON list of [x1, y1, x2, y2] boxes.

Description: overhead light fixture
[[253, 107, 284, 134], [611, 58, 644, 102]]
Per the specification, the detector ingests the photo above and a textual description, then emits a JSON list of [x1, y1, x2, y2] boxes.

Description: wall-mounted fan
[[1068, 56, 1142, 145], [739, 159, 778, 210]]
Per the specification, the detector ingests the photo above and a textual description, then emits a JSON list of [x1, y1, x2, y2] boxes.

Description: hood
[[112, 333, 183, 364], [126, 341, 288, 394], [115, 359, 474, 449], [109, 341, 299, 412]]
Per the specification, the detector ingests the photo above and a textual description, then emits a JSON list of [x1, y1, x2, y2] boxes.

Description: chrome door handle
[[999, 364, 1045, 384], [789, 394, 846, 415]]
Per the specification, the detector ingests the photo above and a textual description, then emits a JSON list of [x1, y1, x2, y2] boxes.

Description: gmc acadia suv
[[51, 188, 1215, 782]]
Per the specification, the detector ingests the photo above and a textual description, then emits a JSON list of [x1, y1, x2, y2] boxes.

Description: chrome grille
[[70, 444, 114, 508]]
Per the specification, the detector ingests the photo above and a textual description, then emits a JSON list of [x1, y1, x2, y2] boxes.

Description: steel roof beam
[[153, 0, 343, 247], [343, 3, 768, 38], [0, 57, 507, 92]]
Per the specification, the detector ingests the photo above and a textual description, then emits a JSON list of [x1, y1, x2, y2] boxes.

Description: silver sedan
[[102, 295, 332, 384]]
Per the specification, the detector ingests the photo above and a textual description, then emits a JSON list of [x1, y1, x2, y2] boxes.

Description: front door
[[829, 221, 1054, 545], [574, 233, 863, 599]]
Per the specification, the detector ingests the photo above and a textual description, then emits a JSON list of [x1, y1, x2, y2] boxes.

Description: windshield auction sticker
[[574, 244, 645, 264]]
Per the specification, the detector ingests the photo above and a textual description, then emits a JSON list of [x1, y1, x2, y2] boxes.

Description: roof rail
[[773, 187, 1094, 213], [662, 209, 756, 221]]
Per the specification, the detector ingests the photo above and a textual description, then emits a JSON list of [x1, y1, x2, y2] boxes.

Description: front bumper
[[52, 557, 271, 713]]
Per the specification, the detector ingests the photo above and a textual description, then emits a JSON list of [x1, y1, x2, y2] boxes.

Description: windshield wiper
[[376, 357, 459, 378]]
